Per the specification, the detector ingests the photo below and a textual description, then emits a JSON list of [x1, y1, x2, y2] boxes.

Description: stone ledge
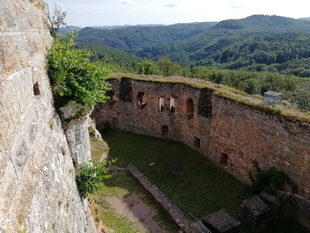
[[127, 164, 193, 232]]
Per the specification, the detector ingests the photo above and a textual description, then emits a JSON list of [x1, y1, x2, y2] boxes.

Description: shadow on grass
[[102, 129, 251, 218], [99, 129, 305, 233], [95, 170, 180, 233]]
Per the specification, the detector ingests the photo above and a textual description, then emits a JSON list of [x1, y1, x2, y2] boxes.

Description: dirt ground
[[95, 166, 178, 233], [103, 194, 169, 233]]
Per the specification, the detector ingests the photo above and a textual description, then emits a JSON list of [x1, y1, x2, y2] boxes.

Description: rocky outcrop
[[0, 0, 95, 232], [59, 101, 93, 168]]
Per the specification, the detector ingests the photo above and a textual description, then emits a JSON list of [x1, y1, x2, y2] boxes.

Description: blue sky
[[45, 0, 310, 27]]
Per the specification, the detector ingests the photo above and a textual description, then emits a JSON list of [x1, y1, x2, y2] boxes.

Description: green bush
[[76, 160, 114, 198], [250, 161, 288, 195], [47, 32, 110, 106]]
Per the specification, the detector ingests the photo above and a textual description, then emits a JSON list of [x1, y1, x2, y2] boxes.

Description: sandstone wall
[[0, 0, 95, 232], [91, 77, 310, 199]]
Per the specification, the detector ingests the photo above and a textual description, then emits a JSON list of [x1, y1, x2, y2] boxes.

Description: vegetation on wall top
[[47, 32, 110, 106], [109, 73, 310, 124]]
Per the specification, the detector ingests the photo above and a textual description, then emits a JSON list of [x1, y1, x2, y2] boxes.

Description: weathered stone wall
[[208, 96, 310, 197], [91, 77, 310, 199], [0, 0, 95, 232]]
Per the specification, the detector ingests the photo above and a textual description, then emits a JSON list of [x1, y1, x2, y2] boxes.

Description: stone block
[[264, 91, 282, 105], [258, 192, 281, 217], [201, 209, 241, 233], [239, 196, 271, 232]]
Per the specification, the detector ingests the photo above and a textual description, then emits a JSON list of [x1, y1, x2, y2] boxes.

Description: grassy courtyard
[[94, 129, 304, 233], [103, 130, 251, 219]]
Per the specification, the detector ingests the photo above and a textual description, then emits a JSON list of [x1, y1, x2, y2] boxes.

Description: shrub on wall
[[250, 161, 288, 195], [47, 32, 110, 106], [75, 160, 113, 198]]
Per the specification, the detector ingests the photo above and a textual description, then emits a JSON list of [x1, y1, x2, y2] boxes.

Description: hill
[[76, 43, 142, 72], [76, 22, 216, 51], [59, 26, 82, 34], [76, 15, 310, 77], [212, 15, 310, 32]]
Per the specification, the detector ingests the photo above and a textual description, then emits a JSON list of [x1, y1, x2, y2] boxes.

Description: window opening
[[112, 117, 119, 128], [137, 92, 147, 109], [169, 98, 175, 113], [161, 125, 169, 136], [106, 90, 116, 105], [220, 153, 228, 166], [194, 137, 200, 149], [158, 97, 164, 111], [186, 98, 194, 119]]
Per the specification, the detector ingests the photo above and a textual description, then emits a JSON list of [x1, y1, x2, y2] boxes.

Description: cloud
[[164, 1, 181, 7], [230, 5, 246, 9], [120, 0, 139, 6]]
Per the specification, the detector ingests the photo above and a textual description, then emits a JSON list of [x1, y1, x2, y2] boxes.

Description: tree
[[157, 58, 181, 76], [137, 58, 159, 75], [46, 3, 67, 38], [47, 32, 110, 106]]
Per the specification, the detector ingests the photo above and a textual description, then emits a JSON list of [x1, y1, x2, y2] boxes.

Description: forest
[[67, 15, 310, 111]]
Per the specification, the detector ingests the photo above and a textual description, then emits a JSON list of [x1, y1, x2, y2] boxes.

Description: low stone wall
[[127, 164, 193, 232]]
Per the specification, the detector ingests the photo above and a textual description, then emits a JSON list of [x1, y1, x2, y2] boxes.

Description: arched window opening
[[158, 97, 164, 111], [106, 90, 116, 105], [186, 98, 194, 119], [137, 92, 147, 109], [33, 82, 40, 96], [169, 98, 175, 113], [220, 153, 228, 166]]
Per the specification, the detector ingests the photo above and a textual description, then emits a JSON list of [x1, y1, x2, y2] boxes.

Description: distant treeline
[[76, 15, 310, 78], [72, 15, 310, 110], [76, 41, 310, 111]]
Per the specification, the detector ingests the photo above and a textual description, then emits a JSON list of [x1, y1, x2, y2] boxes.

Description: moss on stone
[[90, 137, 110, 163], [109, 73, 310, 124]]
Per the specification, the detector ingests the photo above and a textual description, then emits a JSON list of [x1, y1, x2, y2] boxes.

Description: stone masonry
[[91, 77, 310, 199], [0, 0, 95, 232], [127, 164, 193, 232]]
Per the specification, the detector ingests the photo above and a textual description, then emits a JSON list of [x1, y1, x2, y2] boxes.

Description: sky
[[44, 0, 310, 27]]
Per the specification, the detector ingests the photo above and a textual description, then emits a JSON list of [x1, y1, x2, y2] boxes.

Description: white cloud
[[164, 3, 177, 7], [120, 0, 139, 6], [164, 1, 181, 8], [230, 5, 246, 9]]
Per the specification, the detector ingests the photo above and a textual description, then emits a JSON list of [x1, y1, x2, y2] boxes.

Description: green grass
[[102, 130, 306, 233], [103, 129, 251, 218], [93, 171, 179, 232]]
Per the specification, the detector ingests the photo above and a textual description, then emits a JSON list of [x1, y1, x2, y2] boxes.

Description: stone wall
[[91, 77, 310, 199], [0, 0, 95, 232]]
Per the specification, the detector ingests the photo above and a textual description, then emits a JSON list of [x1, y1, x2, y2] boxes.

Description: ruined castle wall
[[0, 0, 95, 232], [92, 78, 213, 153], [92, 77, 310, 199], [209, 96, 310, 196]]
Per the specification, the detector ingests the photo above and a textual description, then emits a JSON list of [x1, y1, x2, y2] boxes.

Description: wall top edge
[[108, 73, 310, 125]]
